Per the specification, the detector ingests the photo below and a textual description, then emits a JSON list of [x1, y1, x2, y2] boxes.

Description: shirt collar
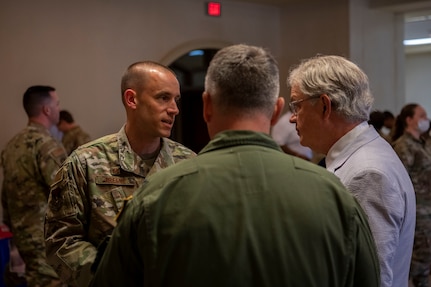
[[200, 130, 281, 154], [326, 121, 369, 172]]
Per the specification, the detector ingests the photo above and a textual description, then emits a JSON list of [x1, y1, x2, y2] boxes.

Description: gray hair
[[288, 55, 373, 122], [205, 44, 280, 118]]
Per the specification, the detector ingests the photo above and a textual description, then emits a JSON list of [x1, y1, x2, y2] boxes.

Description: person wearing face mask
[[382, 110, 395, 141], [392, 103, 431, 287]]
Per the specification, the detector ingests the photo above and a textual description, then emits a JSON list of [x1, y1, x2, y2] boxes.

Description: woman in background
[[392, 103, 431, 287]]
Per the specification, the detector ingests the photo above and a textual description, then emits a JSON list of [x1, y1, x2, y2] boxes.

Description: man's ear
[[202, 91, 212, 123], [270, 97, 285, 126], [124, 89, 137, 109], [321, 94, 332, 119], [42, 104, 50, 116]]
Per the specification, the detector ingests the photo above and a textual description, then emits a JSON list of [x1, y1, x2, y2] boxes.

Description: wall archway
[[160, 40, 231, 152], [159, 39, 231, 66]]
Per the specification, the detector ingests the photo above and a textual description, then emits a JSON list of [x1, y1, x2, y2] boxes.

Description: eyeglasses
[[289, 95, 321, 115]]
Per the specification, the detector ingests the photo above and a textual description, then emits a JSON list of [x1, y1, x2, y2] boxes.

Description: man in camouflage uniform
[[392, 103, 431, 287], [1, 85, 68, 287], [44, 61, 196, 287], [57, 109, 91, 154]]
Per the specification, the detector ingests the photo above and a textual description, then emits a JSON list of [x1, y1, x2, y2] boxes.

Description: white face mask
[[418, 119, 430, 134], [381, 126, 391, 135]]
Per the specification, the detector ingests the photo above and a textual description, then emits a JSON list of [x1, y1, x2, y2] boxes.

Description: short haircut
[[204, 44, 280, 118], [369, 110, 385, 130], [383, 110, 394, 120], [22, 85, 56, 117], [59, 110, 74, 123], [120, 61, 176, 104], [288, 55, 373, 122]]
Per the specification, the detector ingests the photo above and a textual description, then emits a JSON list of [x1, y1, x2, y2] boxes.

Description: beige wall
[[279, 1, 350, 106], [405, 51, 431, 115], [0, 0, 281, 148], [350, 0, 406, 113]]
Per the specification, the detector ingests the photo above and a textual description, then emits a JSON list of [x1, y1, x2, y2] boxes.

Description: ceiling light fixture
[[403, 38, 431, 46]]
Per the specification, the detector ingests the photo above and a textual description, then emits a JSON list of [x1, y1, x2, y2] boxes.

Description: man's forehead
[[289, 85, 302, 99]]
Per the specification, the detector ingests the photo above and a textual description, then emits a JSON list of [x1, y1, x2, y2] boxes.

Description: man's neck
[[28, 117, 51, 130], [208, 113, 271, 139], [125, 124, 161, 157]]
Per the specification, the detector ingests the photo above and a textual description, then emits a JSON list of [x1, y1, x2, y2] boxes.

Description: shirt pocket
[[94, 176, 136, 215]]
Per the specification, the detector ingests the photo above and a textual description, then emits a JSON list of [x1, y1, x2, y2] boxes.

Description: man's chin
[[160, 130, 172, 138]]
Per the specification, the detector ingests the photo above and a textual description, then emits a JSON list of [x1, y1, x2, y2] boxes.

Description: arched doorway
[[168, 48, 219, 153]]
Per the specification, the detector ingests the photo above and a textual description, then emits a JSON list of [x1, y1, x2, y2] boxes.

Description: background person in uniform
[[391, 103, 431, 287], [369, 110, 385, 136], [44, 61, 196, 287], [368, 110, 391, 143], [90, 44, 380, 287], [271, 110, 313, 160], [287, 55, 415, 287], [382, 110, 396, 140], [57, 109, 91, 154], [1, 85, 67, 287]]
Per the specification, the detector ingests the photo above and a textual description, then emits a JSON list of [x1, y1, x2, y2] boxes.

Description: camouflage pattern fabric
[[45, 126, 196, 287], [1, 122, 67, 287], [393, 132, 431, 287], [62, 125, 91, 155]]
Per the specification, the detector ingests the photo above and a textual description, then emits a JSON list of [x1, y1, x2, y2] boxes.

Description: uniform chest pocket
[[95, 176, 136, 215]]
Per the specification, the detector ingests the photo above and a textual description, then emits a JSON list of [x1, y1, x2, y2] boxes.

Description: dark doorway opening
[[169, 48, 219, 153]]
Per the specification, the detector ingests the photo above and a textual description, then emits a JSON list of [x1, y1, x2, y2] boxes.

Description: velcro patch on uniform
[[110, 167, 121, 175], [95, 176, 135, 186]]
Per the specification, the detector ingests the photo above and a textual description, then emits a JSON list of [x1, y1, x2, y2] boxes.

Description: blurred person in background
[[369, 110, 391, 143], [57, 109, 91, 155], [382, 110, 395, 140], [1, 85, 67, 287], [271, 110, 313, 160], [392, 103, 431, 287]]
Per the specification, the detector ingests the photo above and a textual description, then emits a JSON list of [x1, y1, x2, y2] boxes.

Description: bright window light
[[403, 38, 431, 46]]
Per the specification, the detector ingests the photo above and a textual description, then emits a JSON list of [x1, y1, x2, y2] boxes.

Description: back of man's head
[[205, 44, 279, 118], [369, 110, 385, 130], [59, 110, 74, 124], [23, 85, 56, 117], [288, 55, 373, 123]]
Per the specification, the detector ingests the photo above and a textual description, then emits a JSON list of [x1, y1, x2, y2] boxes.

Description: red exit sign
[[207, 2, 221, 17]]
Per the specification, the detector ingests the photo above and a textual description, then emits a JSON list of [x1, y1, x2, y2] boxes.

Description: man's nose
[[168, 100, 179, 115]]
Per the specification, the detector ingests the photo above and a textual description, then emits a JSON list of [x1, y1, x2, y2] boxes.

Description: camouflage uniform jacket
[[392, 132, 431, 212], [1, 122, 67, 286], [45, 125, 196, 287], [62, 125, 91, 155]]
